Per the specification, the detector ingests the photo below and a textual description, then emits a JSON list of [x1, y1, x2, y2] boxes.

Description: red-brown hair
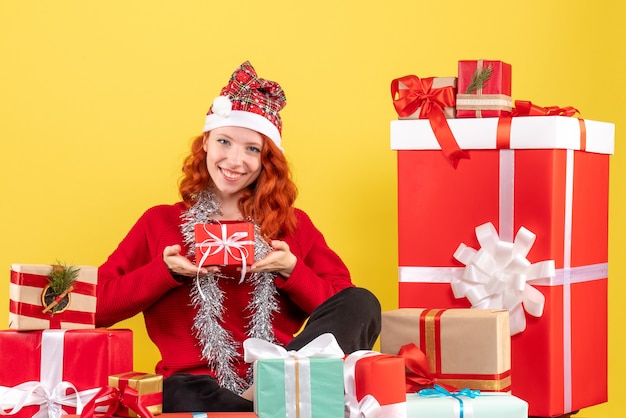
[[179, 134, 298, 239]]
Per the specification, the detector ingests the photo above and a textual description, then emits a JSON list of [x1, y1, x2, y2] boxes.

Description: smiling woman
[[92, 61, 382, 412]]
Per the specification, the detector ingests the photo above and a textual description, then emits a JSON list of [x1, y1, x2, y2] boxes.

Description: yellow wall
[[1, 1, 623, 416]]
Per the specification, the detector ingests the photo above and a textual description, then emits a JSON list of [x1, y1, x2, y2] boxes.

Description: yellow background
[[0, 1, 623, 417]]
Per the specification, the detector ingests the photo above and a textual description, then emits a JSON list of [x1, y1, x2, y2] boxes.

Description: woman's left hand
[[249, 240, 297, 278]]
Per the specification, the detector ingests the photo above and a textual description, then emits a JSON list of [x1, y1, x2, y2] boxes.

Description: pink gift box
[[0, 328, 133, 417], [390, 116, 613, 416]]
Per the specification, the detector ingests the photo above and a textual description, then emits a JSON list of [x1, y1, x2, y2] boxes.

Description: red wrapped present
[[195, 221, 255, 268], [0, 329, 133, 418], [390, 115, 614, 416], [380, 308, 511, 393], [344, 351, 406, 418], [456, 59, 512, 118], [9, 264, 98, 330]]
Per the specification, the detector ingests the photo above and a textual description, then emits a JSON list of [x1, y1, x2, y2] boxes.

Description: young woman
[[95, 61, 381, 412]]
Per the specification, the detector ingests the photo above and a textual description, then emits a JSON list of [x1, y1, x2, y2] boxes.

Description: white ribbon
[[243, 333, 344, 362], [451, 222, 555, 335], [195, 223, 255, 284], [0, 330, 100, 418]]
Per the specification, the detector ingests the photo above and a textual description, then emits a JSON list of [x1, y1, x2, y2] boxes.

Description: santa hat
[[203, 61, 286, 151]]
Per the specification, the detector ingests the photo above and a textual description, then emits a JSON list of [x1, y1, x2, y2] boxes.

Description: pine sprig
[[47, 262, 80, 296], [465, 64, 493, 94]]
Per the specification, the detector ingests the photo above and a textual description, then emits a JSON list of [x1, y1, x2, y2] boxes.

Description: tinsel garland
[[180, 190, 279, 394]]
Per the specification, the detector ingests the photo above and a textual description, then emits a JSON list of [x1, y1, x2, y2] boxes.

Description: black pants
[[163, 287, 381, 412]]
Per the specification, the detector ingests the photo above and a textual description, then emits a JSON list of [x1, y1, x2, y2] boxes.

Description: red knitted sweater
[[95, 202, 353, 378]]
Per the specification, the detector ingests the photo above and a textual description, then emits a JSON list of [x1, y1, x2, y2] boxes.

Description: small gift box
[[194, 221, 255, 267], [0, 329, 133, 418], [108, 372, 163, 417], [456, 59, 512, 118], [391, 76, 457, 119], [9, 263, 98, 330], [344, 351, 407, 418], [243, 333, 345, 418], [140, 414, 258, 418], [406, 385, 528, 418], [391, 74, 468, 168], [380, 308, 511, 392]]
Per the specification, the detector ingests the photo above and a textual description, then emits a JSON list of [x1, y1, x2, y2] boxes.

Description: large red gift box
[[344, 351, 406, 418], [9, 264, 98, 330], [456, 59, 512, 118], [390, 116, 614, 417], [194, 221, 255, 267], [0, 329, 133, 418]]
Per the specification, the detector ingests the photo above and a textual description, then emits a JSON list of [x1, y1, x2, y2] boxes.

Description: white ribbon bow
[[195, 223, 255, 284], [0, 382, 99, 418], [452, 222, 555, 335], [0, 330, 100, 418], [243, 333, 344, 362], [343, 351, 383, 418]]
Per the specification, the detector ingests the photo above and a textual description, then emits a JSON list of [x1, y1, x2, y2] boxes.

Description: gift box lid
[[390, 116, 614, 154]]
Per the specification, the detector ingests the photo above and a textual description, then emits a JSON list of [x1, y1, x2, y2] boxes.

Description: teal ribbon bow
[[418, 384, 480, 418]]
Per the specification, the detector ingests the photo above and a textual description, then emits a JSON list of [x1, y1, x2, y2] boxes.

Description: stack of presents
[[0, 59, 613, 418]]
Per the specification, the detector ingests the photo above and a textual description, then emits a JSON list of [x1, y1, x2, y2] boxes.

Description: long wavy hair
[[179, 133, 298, 239]]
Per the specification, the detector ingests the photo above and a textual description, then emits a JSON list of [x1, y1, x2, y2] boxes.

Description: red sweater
[[95, 202, 353, 378]]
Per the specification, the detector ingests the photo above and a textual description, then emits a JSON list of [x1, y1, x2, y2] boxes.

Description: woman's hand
[[163, 244, 218, 277], [249, 240, 297, 278]]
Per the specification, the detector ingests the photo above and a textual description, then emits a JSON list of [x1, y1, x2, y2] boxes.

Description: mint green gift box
[[244, 333, 346, 418], [253, 357, 345, 418], [406, 390, 528, 418]]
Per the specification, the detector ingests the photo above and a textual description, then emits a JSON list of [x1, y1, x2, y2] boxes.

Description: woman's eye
[[217, 138, 229, 145], [248, 146, 261, 153]]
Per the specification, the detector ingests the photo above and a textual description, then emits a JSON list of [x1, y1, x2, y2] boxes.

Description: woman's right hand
[[163, 244, 217, 277]]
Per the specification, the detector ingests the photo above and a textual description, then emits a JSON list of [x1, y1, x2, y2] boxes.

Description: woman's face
[[203, 126, 264, 201]]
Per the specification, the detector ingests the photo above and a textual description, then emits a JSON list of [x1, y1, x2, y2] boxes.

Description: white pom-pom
[[212, 95, 232, 117]]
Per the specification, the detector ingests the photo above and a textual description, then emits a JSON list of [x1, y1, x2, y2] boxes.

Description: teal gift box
[[244, 333, 346, 418], [253, 357, 344, 418], [407, 387, 528, 418]]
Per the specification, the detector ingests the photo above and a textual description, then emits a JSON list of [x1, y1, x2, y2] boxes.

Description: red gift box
[[344, 351, 406, 418], [0, 329, 133, 418], [67, 415, 258, 418], [9, 264, 98, 330], [390, 116, 613, 416], [194, 221, 255, 268], [456, 59, 512, 118]]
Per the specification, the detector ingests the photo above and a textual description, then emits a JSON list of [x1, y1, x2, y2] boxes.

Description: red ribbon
[[511, 100, 579, 117], [497, 100, 587, 151], [391, 75, 469, 168], [80, 385, 156, 418], [398, 343, 457, 393]]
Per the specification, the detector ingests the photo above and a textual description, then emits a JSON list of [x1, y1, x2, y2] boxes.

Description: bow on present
[[195, 223, 254, 284], [511, 100, 579, 117], [397, 343, 458, 394], [80, 385, 155, 418], [0, 381, 98, 418], [243, 332, 344, 362], [452, 222, 555, 335], [418, 384, 480, 418], [391, 75, 469, 168], [496, 100, 586, 150]]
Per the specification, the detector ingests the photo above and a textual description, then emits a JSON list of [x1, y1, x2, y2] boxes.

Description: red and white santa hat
[[203, 61, 287, 151]]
